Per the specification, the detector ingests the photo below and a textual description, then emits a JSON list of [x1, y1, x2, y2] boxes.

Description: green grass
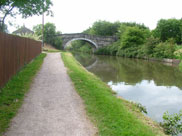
[[61, 52, 165, 136], [43, 48, 62, 53], [0, 53, 46, 135]]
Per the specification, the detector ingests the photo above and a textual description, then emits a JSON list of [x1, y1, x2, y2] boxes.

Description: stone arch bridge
[[59, 33, 118, 49]]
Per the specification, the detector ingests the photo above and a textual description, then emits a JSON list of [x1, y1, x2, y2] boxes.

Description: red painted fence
[[0, 32, 42, 88]]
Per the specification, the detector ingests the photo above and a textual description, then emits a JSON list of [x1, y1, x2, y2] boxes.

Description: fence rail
[[0, 32, 42, 88]]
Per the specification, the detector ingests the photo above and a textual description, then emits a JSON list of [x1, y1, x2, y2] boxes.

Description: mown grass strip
[[0, 53, 46, 135], [43, 49, 61, 53], [61, 52, 165, 136]]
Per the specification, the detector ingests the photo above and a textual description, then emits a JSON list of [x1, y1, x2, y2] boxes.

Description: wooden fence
[[0, 32, 42, 88]]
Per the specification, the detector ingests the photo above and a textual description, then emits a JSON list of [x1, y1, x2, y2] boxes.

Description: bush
[[117, 46, 141, 58], [153, 42, 176, 59], [130, 101, 147, 114], [161, 110, 182, 135], [174, 48, 182, 59], [79, 45, 92, 53], [68, 40, 93, 53], [53, 36, 62, 49], [121, 27, 146, 48], [143, 37, 160, 57], [95, 46, 110, 55], [95, 41, 120, 56]]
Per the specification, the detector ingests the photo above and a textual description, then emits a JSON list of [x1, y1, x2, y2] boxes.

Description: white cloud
[[108, 80, 182, 121]]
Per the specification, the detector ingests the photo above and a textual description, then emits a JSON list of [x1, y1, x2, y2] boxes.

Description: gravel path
[[5, 53, 96, 136]]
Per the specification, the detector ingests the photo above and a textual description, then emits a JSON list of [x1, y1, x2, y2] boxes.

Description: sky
[[7, 0, 182, 33]]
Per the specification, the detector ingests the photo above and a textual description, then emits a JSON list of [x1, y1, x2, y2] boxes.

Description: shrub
[[153, 42, 176, 59], [130, 101, 147, 114], [174, 48, 182, 59], [161, 110, 182, 135], [69, 41, 93, 53], [121, 27, 146, 48], [79, 45, 92, 54], [95, 42, 120, 56], [117, 46, 141, 58], [143, 37, 160, 57]]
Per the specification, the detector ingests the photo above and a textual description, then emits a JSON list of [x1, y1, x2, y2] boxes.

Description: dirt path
[[5, 53, 96, 136]]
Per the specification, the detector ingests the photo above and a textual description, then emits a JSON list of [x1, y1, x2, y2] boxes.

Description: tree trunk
[[0, 6, 14, 32]]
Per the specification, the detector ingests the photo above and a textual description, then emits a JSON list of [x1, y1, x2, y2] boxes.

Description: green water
[[72, 52, 182, 122]]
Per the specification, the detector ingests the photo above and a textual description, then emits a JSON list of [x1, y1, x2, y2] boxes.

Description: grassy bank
[[61, 52, 165, 136], [0, 53, 46, 135]]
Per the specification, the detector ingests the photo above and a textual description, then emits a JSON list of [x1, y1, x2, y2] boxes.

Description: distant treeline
[[69, 19, 182, 59]]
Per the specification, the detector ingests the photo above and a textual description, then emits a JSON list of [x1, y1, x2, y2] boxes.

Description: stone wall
[[59, 33, 118, 49]]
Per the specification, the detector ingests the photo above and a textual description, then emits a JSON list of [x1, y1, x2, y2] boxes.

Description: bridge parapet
[[59, 33, 118, 49]]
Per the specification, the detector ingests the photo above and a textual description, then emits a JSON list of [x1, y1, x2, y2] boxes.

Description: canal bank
[[62, 52, 166, 136], [72, 52, 182, 122]]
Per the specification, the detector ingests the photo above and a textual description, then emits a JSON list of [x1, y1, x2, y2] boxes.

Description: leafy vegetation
[[0, 53, 46, 135], [161, 110, 182, 135], [67, 19, 182, 60], [33, 22, 62, 49], [153, 19, 182, 44], [0, 0, 53, 32], [19, 33, 41, 41], [94, 19, 182, 60], [66, 40, 93, 53], [61, 52, 165, 136], [132, 102, 147, 114], [83, 20, 121, 36]]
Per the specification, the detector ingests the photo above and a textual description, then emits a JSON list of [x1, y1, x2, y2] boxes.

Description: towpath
[[5, 53, 96, 136]]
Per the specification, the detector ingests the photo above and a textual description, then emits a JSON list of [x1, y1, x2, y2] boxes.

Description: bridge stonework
[[60, 33, 117, 49]]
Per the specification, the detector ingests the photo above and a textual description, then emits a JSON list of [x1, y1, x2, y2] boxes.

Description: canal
[[72, 52, 182, 122]]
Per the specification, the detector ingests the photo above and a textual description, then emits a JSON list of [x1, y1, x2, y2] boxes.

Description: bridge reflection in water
[[72, 52, 182, 122]]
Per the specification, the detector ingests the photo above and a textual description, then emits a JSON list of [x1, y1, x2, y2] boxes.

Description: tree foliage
[[0, 0, 53, 32], [84, 20, 121, 36], [33, 22, 62, 49], [66, 40, 93, 54], [118, 22, 150, 40], [121, 27, 149, 48], [153, 19, 182, 44]]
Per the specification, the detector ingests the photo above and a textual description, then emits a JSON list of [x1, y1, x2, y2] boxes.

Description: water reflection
[[72, 52, 182, 122]]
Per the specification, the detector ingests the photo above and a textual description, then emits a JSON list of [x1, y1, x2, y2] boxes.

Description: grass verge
[[43, 48, 61, 53], [0, 53, 46, 135], [61, 52, 166, 136]]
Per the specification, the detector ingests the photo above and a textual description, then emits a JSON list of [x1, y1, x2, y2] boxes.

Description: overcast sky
[[7, 0, 182, 33]]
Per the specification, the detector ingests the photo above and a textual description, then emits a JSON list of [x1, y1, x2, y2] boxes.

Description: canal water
[[72, 52, 182, 122]]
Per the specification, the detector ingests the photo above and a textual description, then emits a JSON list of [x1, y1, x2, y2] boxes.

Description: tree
[[33, 22, 62, 49], [85, 20, 121, 36], [33, 24, 42, 38], [153, 19, 182, 44], [0, 0, 53, 32], [118, 22, 150, 40], [121, 27, 147, 48]]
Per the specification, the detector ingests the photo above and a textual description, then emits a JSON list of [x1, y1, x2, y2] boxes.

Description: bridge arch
[[64, 38, 98, 49], [60, 33, 117, 50]]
